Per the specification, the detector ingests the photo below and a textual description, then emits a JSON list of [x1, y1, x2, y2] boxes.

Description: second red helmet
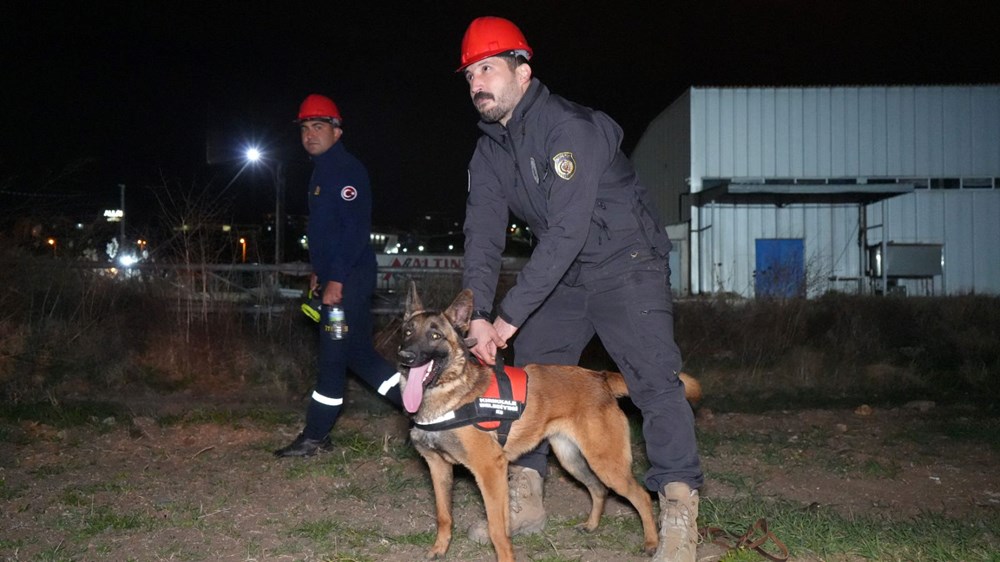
[[296, 94, 342, 125]]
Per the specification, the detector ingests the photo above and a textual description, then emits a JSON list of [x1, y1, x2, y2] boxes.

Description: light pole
[[273, 161, 285, 265], [245, 148, 286, 265], [118, 183, 126, 248]]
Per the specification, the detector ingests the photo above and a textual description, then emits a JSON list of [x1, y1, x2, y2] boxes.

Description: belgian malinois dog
[[397, 283, 701, 562]]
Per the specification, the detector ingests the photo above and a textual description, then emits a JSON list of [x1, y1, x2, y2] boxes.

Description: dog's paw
[[427, 535, 451, 559], [426, 546, 448, 560]]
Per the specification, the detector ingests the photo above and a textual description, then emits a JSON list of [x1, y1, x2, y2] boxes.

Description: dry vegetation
[[4, 249, 998, 410], [2, 249, 1000, 561]]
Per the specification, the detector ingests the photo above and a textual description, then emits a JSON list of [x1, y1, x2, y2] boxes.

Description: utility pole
[[274, 162, 285, 266], [118, 183, 126, 245]]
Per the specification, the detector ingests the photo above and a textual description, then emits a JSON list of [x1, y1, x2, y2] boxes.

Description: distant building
[[632, 85, 1000, 297]]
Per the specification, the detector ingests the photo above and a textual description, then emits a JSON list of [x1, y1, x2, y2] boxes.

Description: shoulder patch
[[313, 185, 321, 196], [341, 186, 358, 201], [553, 151, 576, 180]]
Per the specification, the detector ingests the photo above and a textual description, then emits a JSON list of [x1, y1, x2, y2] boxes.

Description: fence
[[71, 258, 524, 317]]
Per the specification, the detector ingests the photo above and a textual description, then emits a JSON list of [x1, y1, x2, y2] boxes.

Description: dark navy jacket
[[463, 78, 673, 326], [307, 141, 376, 285]]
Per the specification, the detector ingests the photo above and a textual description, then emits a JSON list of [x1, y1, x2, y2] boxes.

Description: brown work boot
[[652, 482, 699, 562], [467, 466, 547, 544]]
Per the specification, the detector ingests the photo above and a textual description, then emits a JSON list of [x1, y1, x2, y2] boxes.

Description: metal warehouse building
[[631, 85, 1000, 298]]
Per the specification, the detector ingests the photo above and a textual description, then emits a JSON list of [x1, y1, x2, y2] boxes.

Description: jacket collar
[[312, 140, 347, 163], [477, 78, 548, 143]]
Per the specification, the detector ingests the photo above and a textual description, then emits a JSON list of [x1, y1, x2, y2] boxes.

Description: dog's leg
[[423, 452, 456, 559], [571, 415, 659, 555], [468, 453, 516, 562], [600, 467, 657, 555], [549, 434, 608, 532]]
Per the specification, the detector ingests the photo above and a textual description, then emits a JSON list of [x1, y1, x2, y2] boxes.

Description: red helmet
[[457, 16, 533, 72], [296, 94, 342, 125]]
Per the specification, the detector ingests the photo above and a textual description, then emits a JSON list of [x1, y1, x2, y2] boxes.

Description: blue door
[[755, 239, 805, 298]]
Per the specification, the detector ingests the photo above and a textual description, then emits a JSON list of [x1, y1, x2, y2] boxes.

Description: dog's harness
[[413, 356, 527, 446]]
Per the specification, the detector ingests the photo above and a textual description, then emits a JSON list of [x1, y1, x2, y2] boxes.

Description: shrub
[[2, 249, 997, 408]]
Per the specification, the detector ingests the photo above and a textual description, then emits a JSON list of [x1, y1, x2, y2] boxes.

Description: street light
[[245, 147, 286, 265], [239, 237, 247, 263], [118, 183, 126, 248]]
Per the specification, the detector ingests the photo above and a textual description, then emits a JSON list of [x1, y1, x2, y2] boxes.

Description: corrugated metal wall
[[689, 85, 1000, 182], [696, 203, 864, 296], [633, 85, 1000, 297], [632, 90, 691, 226], [696, 192, 1000, 297], [872, 190, 1000, 295]]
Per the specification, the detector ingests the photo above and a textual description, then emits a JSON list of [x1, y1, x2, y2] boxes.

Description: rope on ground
[[699, 517, 789, 561]]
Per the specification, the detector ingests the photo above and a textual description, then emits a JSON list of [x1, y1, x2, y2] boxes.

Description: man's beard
[[474, 90, 515, 124], [478, 105, 506, 124]]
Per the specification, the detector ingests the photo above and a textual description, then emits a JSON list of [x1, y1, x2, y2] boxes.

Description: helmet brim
[[456, 49, 532, 73], [294, 116, 342, 127]]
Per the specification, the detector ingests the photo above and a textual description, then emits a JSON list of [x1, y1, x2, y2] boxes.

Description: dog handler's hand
[[469, 319, 505, 365], [493, 317, 518, 348], [322, 280, 344, 305]]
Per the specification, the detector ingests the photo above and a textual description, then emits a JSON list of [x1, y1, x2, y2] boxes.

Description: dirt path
[[2, 388, 998, 561]]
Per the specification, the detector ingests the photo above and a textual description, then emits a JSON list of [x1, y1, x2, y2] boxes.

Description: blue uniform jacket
[[307, 141, 375, 285], [463, 78, 673, 326]]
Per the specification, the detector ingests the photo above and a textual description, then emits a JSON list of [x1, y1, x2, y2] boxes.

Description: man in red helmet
[[456, 17, 703, 562], [273, 94, 403, 457]]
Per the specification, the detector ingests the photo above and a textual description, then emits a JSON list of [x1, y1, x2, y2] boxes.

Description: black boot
[[273, 433, 333, 457]]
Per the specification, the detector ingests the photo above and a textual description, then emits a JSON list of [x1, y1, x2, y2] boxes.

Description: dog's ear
[[445, 289, 474, 332], [404, 280, 424, 319], [463, 337, 478, 348]]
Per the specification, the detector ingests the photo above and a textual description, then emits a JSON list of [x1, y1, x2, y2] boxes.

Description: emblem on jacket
[[341, 186, 358, 201], [553, 151, 576, 180], [313, 185, 321, 196]]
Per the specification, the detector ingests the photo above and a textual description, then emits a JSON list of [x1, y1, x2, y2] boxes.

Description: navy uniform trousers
[[509, 262, 703, 492], [304, 256, 401, 440]]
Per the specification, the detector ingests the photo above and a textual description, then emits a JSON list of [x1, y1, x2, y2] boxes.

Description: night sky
[[4, 1, 999, 231]]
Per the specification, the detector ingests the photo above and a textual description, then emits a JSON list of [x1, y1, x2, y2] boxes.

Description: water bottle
[[327, 305, 347, 340]]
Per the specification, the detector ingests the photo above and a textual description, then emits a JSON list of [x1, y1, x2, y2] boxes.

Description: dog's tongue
[[403, 360, 432, 413]]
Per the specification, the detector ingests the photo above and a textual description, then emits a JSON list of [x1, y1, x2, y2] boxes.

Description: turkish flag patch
[[341, 186, 358, 201]]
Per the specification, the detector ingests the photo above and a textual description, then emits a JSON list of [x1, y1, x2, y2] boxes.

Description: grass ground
[[1, 386, 998, 561]]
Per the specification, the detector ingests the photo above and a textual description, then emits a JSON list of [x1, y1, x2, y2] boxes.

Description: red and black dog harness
[[413, 358, 527, 446]]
